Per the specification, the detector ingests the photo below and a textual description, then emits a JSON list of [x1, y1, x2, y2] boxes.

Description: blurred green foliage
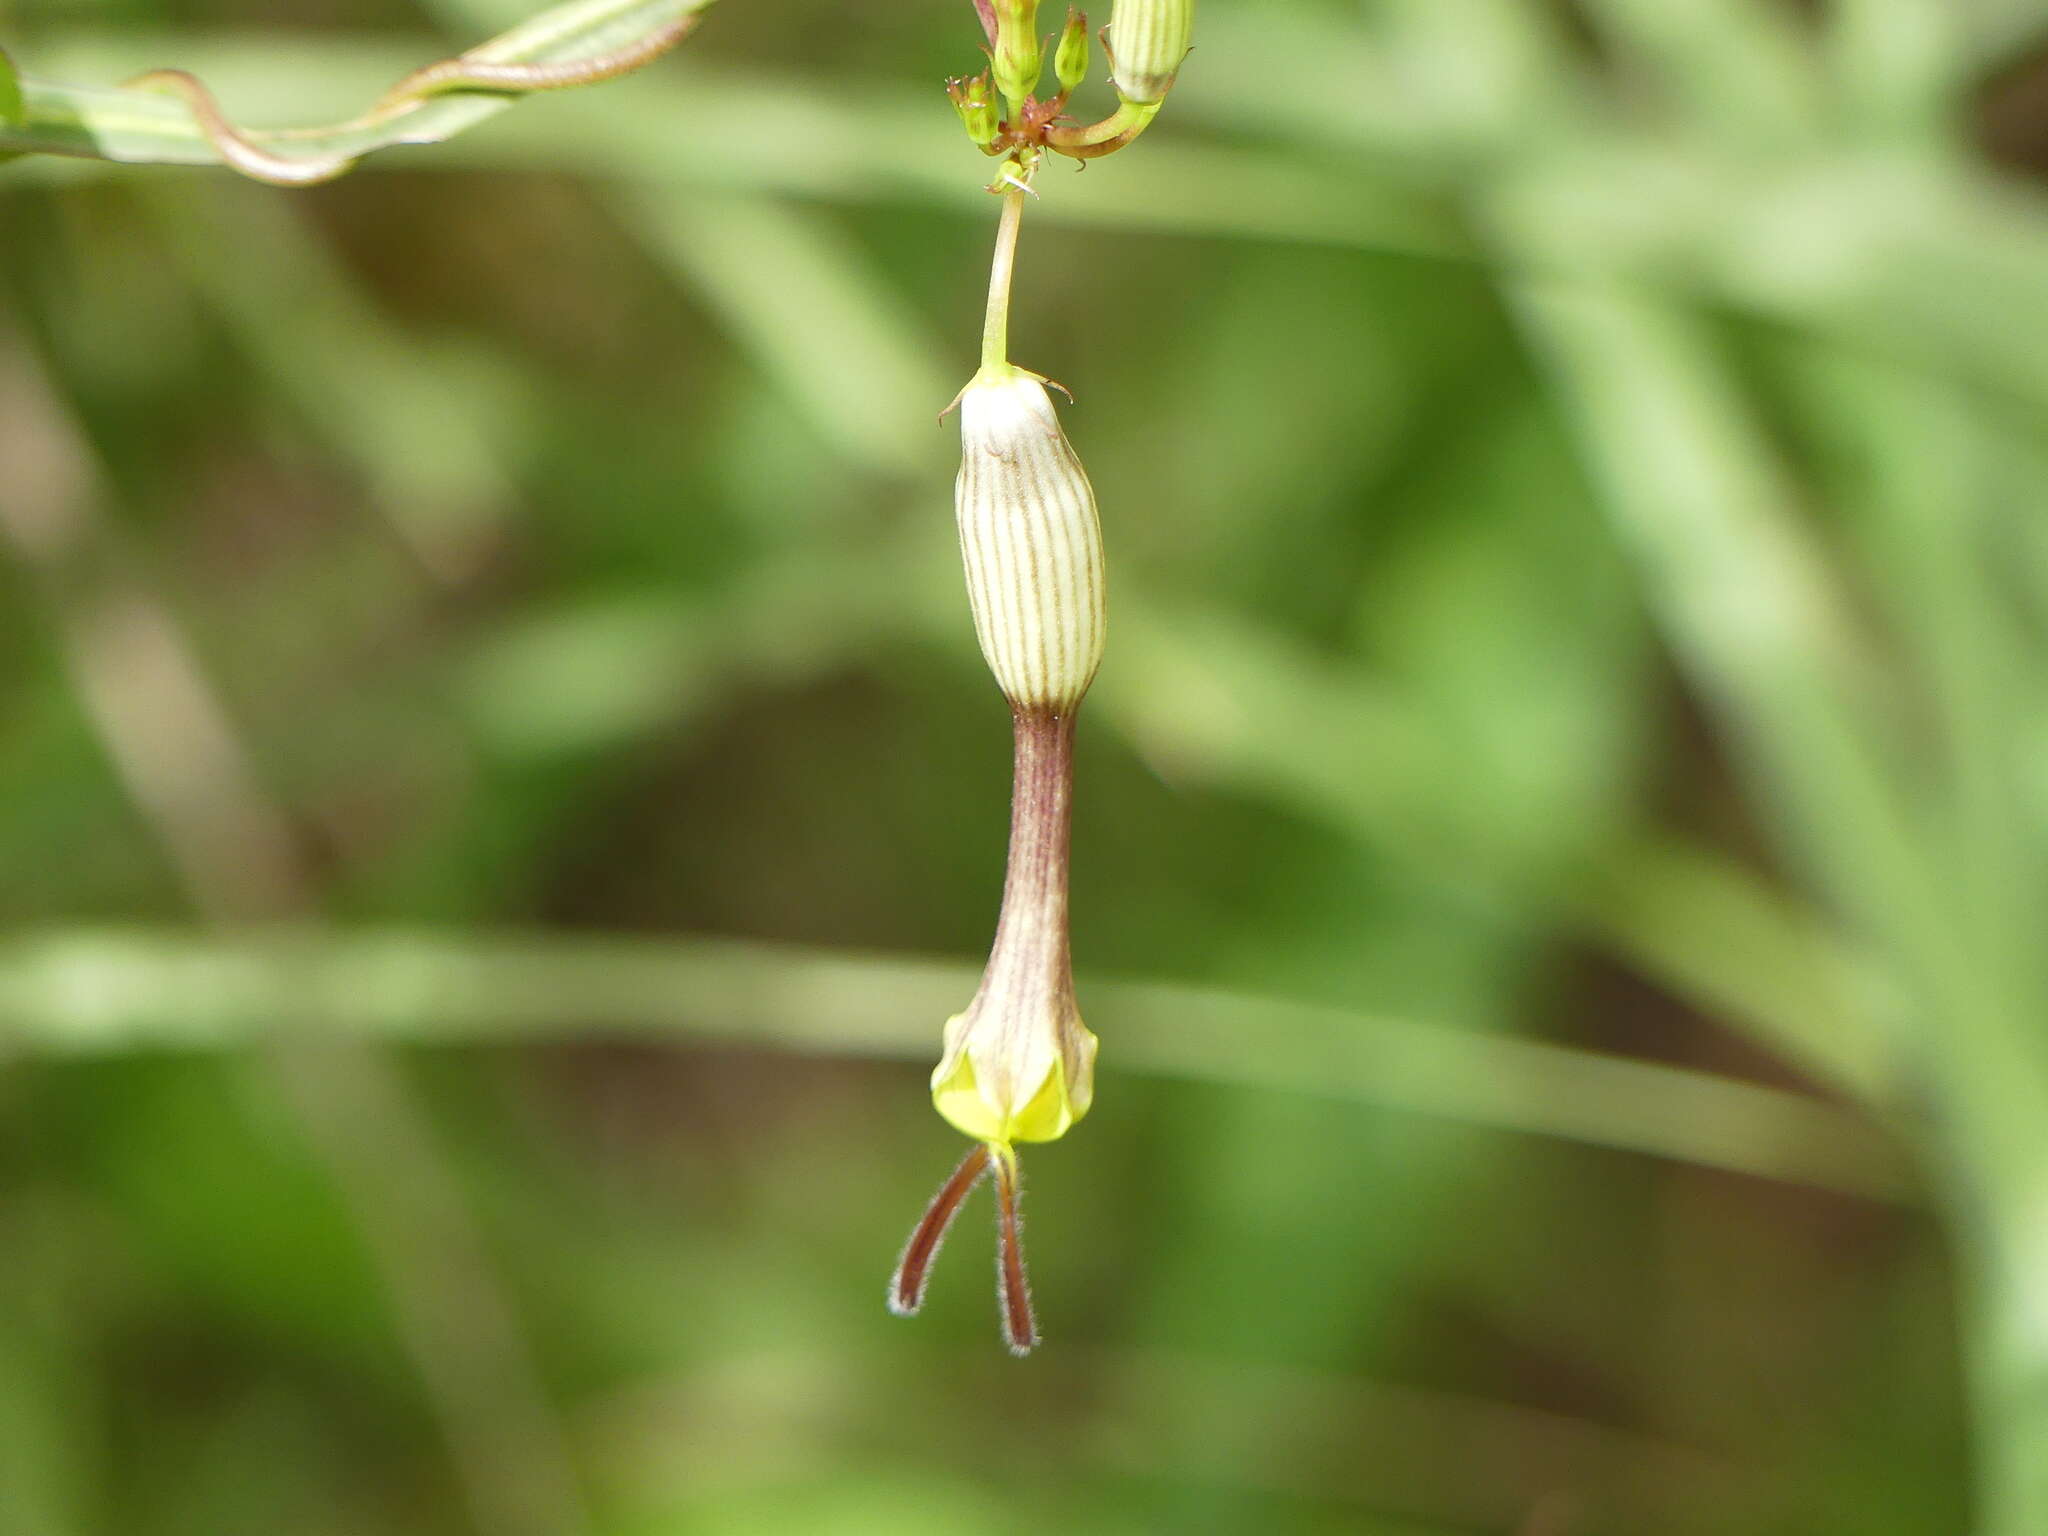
[[3, 1, 2047, 1533]]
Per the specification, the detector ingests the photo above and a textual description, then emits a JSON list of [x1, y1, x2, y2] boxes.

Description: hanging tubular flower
[[894, 33, 1137, 1353], [892, 354, 1105, 1356]]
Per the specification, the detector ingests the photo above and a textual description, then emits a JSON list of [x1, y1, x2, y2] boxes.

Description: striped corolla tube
[[1107, 0, 1193, 105], [889, 361, 1105, 1355]]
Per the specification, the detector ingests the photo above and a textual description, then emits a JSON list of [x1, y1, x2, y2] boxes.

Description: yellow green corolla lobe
[[931, 1022, 1095, 1143]]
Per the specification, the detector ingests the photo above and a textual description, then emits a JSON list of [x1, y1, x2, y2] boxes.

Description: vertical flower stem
[[981, 186, 1027, 374]]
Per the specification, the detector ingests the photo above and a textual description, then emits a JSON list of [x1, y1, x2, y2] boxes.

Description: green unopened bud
[[1054, 8, 1090, 94], [1107, 0, 1191, 104], [948, 71, 999, 146], [953, 365, 1106, 715], [990, 0, 1044, 110], [0, 46, 22, 128]]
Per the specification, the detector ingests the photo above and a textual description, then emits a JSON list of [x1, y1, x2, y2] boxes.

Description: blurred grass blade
[[1587, 837, 1899, 1107], [0, 46, 22, 127], [1965, 0, 2048, 72], [1508, 283, 1927, 946], [0, 930, 1916, 1201], [137, 178, 515, 573], [1097, 598, 1898, 1104], [1576, 0, 1818, 144], [1779, 348, 2042, 1022], [1513, 277, 2048, 1536], [1826, 0, 1963, 136], [0, 0, 710, 173], [617, 187, 955, 480]]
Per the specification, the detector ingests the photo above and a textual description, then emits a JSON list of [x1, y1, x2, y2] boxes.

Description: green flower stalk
[[891, 184, 1105, 1355]]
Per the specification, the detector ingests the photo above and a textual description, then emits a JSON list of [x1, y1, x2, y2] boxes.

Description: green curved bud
[[990, 0, 1044, 111], [1107, 0, 1191, 104], [1054, 8, 1090, 95], [948, 71, 998, 146]]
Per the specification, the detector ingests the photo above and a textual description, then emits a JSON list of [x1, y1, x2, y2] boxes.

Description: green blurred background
[[4, 1, 2048, 1531]]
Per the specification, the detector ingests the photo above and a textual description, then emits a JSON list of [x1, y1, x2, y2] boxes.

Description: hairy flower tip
[[1107, 0, 1192, 104], [954, 366, 1107, 715], [992, 1147, 1039, 1354], [889, 1143, 990, 1317]]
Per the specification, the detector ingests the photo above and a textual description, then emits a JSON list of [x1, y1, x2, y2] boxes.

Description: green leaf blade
[[0, 0, 712, 177]]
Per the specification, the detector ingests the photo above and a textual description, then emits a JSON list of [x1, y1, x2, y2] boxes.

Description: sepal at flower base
[[948, 70, 1000, 146]]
